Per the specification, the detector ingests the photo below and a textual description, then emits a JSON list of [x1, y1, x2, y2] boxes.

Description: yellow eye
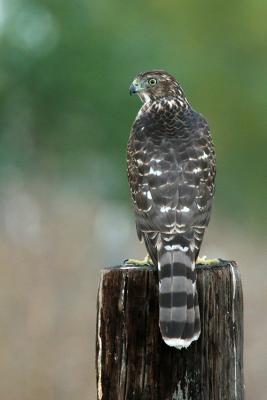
[[148, 78, 157, 86]]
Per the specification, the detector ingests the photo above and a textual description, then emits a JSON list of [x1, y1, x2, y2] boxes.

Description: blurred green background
[[0, 0, 266, 399]]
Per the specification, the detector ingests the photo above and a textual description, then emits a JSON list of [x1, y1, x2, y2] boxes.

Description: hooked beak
[[129, 79, 141, 96]]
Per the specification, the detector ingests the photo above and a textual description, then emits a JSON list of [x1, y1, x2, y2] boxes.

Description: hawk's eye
[[148, 78, 157, 86]]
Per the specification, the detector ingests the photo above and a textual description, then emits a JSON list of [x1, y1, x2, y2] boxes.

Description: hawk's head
[[129, 70, 185, 103]]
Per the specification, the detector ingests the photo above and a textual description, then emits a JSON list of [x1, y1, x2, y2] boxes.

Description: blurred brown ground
[[0, 0, 266, 398], [0, 179, 266, 400]]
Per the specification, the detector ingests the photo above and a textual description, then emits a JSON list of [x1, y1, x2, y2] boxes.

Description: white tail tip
[[163, 332, 200, 350]]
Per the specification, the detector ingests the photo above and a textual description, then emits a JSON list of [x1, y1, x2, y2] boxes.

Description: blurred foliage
[[0, 0, 266, 226], [0, 3, 266, 399]]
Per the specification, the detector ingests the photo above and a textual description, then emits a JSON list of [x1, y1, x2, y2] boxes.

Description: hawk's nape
[[127, 70, 216, 349]]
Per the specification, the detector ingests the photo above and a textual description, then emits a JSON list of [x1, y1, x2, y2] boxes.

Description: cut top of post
[[96, 260, 244, 400]]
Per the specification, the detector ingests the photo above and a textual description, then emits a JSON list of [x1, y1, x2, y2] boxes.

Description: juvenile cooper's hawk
[[127, 70, 216, 349]]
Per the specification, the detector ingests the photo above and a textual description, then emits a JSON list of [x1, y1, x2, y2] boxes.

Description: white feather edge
[[162, 331, 200, 350]]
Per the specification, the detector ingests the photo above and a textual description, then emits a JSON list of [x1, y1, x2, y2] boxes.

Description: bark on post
[[96, 261, 244, 400]]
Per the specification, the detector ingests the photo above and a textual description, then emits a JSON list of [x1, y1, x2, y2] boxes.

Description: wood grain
[[96, 261, 244, 400]]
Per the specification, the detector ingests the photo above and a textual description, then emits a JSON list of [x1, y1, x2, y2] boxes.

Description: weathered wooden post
[[96, 261, 244, 400]]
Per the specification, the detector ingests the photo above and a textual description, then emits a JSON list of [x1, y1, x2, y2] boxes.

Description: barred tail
[[157, 234, 201, 349]]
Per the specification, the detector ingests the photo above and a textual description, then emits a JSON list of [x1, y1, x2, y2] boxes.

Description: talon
[[124, 254, 153, 266], [197, 256, 219, 265], [144, 255, 153, 264]]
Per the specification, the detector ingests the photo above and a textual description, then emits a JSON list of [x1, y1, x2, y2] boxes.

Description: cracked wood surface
[[96, 261, 244, 400]]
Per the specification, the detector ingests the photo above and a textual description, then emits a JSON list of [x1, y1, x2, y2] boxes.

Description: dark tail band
[[157, 234, 201, 349]]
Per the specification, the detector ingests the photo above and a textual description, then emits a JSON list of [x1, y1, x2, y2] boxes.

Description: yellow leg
[[197, 256, 219, 265], [124, 254, 153, 266]]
